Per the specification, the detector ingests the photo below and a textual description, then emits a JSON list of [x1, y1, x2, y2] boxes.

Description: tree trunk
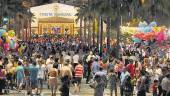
[[21, 20, 24, 40], [0, 0, 4, 27], [84, 19, 87, 43], [15, 18, 20, 38], [80, 18, 83, 40], [8, 18, 10, 30], [116, 16, 121, 58], [97, 18, 99, 48], [29, 17, 31, 41], [106, 17, 111, 54], [92, 19, 96, 46], [0, 17, 2, 27], [88, 20, 91, 45], [99, 16, 103, 56]]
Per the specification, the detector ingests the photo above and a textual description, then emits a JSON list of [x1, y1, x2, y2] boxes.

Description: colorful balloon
[[2, 32, 8, 37], [4, 43, 10, 51], [149, 21, 157, 27], [132, 38, 141, 43], [3, 18, 8, 24], [144, 26, 151, 33], [6, 37, 11, 43], [156, 32, 165, 43], [0, 38, 2, 45], [10, 39, 15, 49], [8, 30, 15, 37], [138, 21, 148, 27], [0, 29, 6, 37]]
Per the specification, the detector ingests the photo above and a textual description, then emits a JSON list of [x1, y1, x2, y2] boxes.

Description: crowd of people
[[0, 38, 170, 96]]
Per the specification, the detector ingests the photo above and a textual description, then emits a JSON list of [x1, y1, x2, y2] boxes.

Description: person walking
[[120, 68, 130, 96], [86, 57, 93, 84], [123, 75, 133, 96], [73, 52, 79, 68], [37, 60, 46, 95], [108, 69, 117, 96], [48, 64, 58, 96], [161, 74, 170, 96], [152, 80, 158, 96], [136, 72, 147, 96], [93, 75, 105, 96], [73, 60, 84, 93], [92, 58, 100, 75], [16, 61, 25, 93], [60, 59, 72, 96], [29, 61, 39, 95]]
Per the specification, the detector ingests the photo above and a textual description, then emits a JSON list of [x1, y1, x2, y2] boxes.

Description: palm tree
[[76, 0, 170, 56], [76, 5, 87, 42], [76, 4, 94, 43], [0, 0, 33, 39]]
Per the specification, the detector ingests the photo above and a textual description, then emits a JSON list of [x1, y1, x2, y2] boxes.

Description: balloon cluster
[[0, 29, 18, 51], [132, 21, 167, 43]]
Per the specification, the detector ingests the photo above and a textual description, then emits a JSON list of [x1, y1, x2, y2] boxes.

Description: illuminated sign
[[40, 13, 72, 16]]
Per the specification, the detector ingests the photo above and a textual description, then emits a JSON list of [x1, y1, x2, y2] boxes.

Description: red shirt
[[152, 83, 158, 92], [127, 64, 135, 79], [74, 64, 84, 77]]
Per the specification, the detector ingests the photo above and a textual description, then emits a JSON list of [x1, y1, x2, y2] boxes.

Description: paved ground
[[1, 79, 152, 96]]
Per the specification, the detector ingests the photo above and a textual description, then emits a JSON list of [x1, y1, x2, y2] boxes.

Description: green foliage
[[0, 0, 33, 19]]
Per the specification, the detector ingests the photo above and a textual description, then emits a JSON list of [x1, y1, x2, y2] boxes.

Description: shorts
[[74, 77, 82, 85], [30, 79, 38, 88], [49, 77, 57, 88], [38, 78, 43, 88], [17, 78, 24, 86]]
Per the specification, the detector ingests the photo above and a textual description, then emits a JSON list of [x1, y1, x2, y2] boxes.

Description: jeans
[[158, 85, 162, 96], [162, 90, 167, 96], [153, 91, 157, 96], [137, 90, 146, 96], [86, 69, 91, 83], [120, 85, 124, 96]]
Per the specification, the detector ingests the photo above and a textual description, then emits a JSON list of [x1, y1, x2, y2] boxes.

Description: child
[[152, 80, 158, 96]]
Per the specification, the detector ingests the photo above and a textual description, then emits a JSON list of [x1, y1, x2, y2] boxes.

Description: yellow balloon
[[6, 37, 10, 43], [2, 32, 8, 37], [8, 30, 15, 37]]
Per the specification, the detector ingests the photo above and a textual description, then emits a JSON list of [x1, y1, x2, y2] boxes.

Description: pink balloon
[[4, 43, 10, 50], [14, 43, 19, 49], [156, 32, 165, 43]]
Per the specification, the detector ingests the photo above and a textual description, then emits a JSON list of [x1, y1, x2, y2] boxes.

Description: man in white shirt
[[46, 55, 54, 65], [37, 60, 46, 94], [73, 52, 79, 68], [154, 66, 163, 80], [86, 51, 95, 62], [64, 52, 72, 63]]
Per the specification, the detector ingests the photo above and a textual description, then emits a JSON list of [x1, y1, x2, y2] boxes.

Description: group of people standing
[[0, 39, 170, 96]]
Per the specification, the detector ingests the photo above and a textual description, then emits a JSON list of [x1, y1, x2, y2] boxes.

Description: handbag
[[89, 80, 97, 88]]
